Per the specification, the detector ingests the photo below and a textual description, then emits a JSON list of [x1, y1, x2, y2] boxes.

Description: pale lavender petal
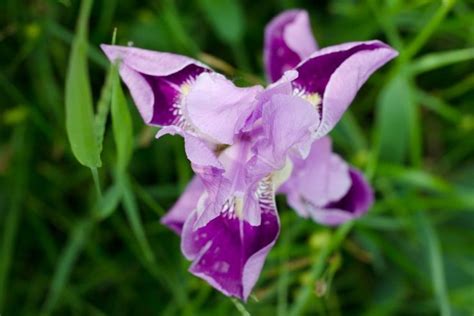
[[279, 137, 351, 207], [292, 40, 398, 138], [279, 137, 374, 225], [185, 73, 263, 145], [264, 10, 317, 82], [101, 45, 209, 126], [156, 126, 222, 170], [181, 184, 279, 300], [308, 168, 374, 225], [161, 177, 204, 234]]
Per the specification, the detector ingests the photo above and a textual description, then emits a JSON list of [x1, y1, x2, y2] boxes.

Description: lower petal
[[181, 191, 279, 300]]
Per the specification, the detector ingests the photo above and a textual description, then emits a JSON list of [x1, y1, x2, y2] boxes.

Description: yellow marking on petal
[[181, 83, 191, 96], [272, 158, 293, 189], [234, 196, 244, 220], [303, 93, 322, 108]]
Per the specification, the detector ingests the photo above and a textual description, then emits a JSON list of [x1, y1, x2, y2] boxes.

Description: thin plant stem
[[90, 167, 102, 200]]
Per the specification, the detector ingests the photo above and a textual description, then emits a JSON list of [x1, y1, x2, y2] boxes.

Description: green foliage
[[65, 0, 102, 168], [1, 0, 474, 315], [111, 64, 133, 173]]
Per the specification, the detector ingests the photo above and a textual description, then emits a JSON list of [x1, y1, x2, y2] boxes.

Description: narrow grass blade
[[119, 174, 155, 263], [0, 124, 29, 312], [415, 89, 462, 124], [415, 211, 452, 316], [65, 0, 101, 168], [41, 218, 94, 316], [411, 47, 474, 74]]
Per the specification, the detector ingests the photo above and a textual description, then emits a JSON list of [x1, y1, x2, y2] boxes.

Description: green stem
[[400, 0, 456, 63], [289, 222, 353, 316], [90, 167, 102, 200]]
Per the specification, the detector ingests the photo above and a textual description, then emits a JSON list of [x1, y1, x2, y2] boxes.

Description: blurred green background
[[1, 0, 474, 315]]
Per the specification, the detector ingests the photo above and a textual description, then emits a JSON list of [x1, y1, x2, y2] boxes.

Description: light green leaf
[[111, 64, 133, 173], [373, 73, 417, 165], [94, 62, 116, 157], [65, 0, 101, 168]]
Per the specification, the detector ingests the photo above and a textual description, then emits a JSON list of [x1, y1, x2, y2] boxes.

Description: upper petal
[[292, 40, 398, 138], [185, 73, 263, 145], [264, 10, 318, 82], [253, 94, 320, 172], [101, 45, 210, 127]]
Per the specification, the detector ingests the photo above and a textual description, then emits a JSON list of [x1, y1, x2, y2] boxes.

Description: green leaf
[[373, 73, 417, 165], [94, 62, 116, 157], [198, 0, 245, 45], [65, 0, 101, 168], [111, 65, 133, 173]]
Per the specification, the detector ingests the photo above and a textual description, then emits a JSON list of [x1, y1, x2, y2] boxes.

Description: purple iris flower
[[265, 9, 383, 225], [101, 9, 396, 301]]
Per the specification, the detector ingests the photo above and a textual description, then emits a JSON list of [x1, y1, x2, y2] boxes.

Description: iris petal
[[181, 178, 279, 301], [264, 10, 317, 82]]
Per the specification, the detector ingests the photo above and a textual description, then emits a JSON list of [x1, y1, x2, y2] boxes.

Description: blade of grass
[[411, 47, 474, 74], [415, 89, 462, 124], [0, 124, 30, 312], [400, 0, 457, 62], [119, 174, 155, 263], [41, 218, 94, 316], [415, 211, 452, 316]]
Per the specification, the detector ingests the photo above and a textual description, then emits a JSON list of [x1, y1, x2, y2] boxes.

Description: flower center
[[293, 87, 322, 109]]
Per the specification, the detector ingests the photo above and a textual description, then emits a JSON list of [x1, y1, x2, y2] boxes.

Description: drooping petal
[[185, 72, 263, 145], [292, 40, 398, 138], [161, 177, 205, 234], [101, 45, 210, 127], [156, 126, 222, 170], [181, 178, 279, 301], [264, 10, 317, 82], [311, 168, 373, 225], [279, 137, 373, 225]]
